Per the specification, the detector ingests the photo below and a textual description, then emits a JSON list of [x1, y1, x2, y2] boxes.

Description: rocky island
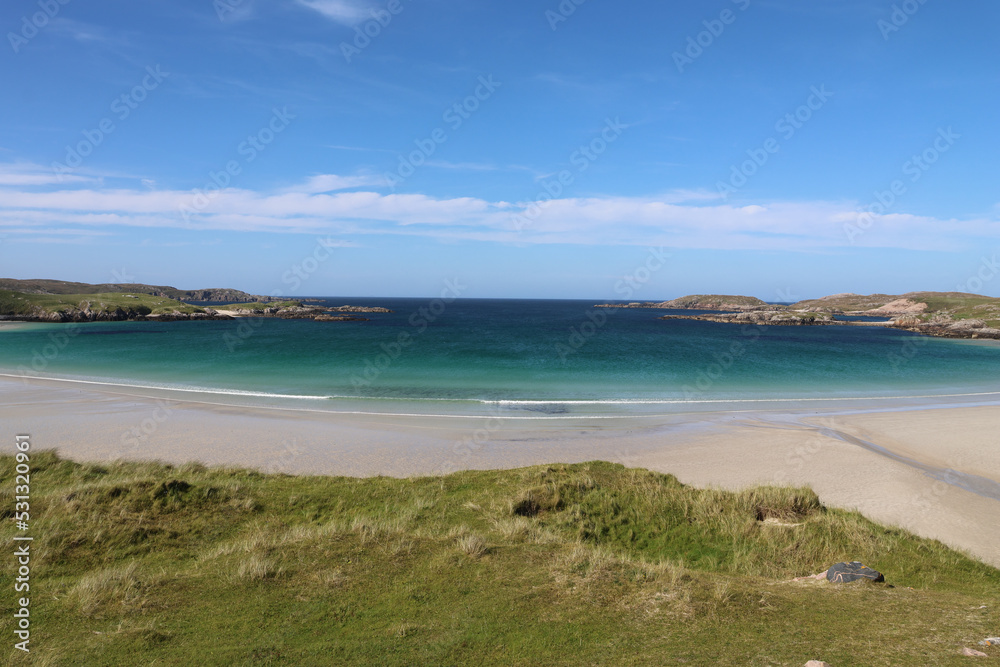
[[595, 294, 773, 311], [596, 292, 1000, 340]]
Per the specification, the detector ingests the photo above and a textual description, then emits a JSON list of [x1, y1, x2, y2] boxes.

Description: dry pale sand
[[1, 375, 998, 566]]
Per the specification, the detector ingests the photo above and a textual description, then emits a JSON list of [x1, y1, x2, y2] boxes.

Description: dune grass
[[1, 452, 997, 665]]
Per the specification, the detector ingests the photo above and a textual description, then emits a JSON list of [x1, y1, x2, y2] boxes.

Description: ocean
[[2, 298, 1000, 418]]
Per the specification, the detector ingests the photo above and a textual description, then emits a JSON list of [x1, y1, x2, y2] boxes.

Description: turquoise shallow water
[[1, 298, 999, 416]]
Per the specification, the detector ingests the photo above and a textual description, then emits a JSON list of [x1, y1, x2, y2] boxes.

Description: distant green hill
[[0, 278, 267, 303]]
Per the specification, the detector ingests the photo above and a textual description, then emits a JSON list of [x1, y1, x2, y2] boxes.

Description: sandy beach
[[0, 322, 35, 331], [1, 375, 998, 567]]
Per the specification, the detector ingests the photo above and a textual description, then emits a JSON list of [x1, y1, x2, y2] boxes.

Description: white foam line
[[0, 373, 762, 420], [486, 391, 1000, 405], [0, 373, 330, 401], [0, 374, 644, 420], [3, 373, 998, 418]]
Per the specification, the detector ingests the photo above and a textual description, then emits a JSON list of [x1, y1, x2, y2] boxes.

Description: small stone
[[962, 647, 988, 657], [805, 662, 833, 667]]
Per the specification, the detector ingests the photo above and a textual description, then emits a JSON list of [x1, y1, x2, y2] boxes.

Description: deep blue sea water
[[2, 298, 999, 417]]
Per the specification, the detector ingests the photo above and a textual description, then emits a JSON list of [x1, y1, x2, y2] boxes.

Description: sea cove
[[2, 298, 1000, 419]]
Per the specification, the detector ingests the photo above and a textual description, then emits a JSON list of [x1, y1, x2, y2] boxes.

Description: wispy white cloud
[[425, 161, 503, 172], [51, 18, 115, 44], [0, 164, 996, 252], [0, 163, 96, 187], [327, 144, 395, 153], [282, 173, 386, 194], [296, 0, 371, 25]]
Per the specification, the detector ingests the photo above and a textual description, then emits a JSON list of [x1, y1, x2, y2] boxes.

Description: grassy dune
[[1, 454, 997, 665]]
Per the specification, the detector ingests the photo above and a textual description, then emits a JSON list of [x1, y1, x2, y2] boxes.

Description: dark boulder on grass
[[826, 561, 884, 583]]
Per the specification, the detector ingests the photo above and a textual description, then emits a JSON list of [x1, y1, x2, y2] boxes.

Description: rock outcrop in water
[[659, 310, 836, 326], [314, 314, 369, 322], [327, 305, 392, 313], [211, 304, 388, 321]]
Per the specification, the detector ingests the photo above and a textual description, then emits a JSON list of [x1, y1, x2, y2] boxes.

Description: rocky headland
[[0, 282, 394, 324]]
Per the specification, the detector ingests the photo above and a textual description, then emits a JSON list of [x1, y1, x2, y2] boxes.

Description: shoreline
[[2, 375, 998, 567], [3, 370, 1000, 419], [0, 321, 36, 331]]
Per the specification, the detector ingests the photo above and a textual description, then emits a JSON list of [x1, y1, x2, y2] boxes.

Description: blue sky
[[1, 0, 998, 300]]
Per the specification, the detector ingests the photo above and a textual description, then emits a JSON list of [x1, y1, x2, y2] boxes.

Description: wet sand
[[1, 375, 998, 566]]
